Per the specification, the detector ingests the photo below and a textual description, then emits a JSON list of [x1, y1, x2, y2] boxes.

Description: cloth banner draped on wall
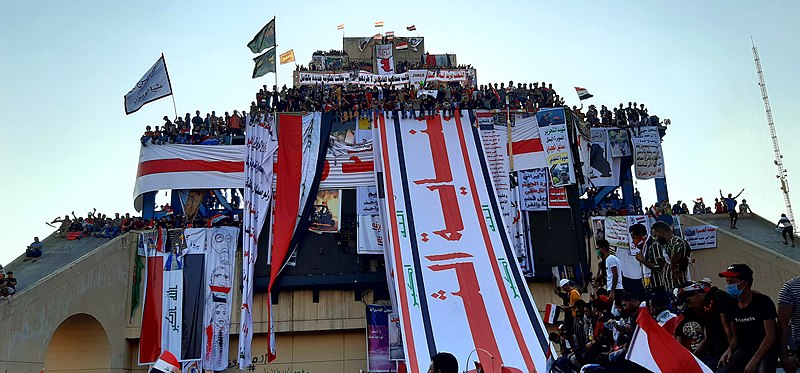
[[138, 229, 204, 365], [268, 112, 333, 361], [511, 115, 547, 171], [376, 44, 395, 75], [133, 144, 245, 211], [297, 69, 474, 86], [239, 114, 278, 369], [519, 168, 548, 211], [589, 128, 621, 187], [683, 225, 717, 250], [320, 140, 375, 189], [367, 304, 393, 372], [357, 185, 379, 215], [477, 115, 527, 260], [358, 214, 385, 254], [376, 111, 550, 373], [536, 108, 575, 187], [199, 227, 239, 371], [631, 126, 665, 179]]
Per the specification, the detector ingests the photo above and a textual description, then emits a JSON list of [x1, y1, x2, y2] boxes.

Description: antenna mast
[[752, 40, 795, 226]]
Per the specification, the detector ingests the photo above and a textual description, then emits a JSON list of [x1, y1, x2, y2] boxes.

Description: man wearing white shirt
[[597, 239, 624, 303]]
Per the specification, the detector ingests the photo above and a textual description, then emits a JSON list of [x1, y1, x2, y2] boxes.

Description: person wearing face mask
[[717, 264, 778, 373]]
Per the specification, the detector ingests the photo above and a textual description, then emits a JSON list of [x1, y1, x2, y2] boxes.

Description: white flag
[[125, 55, 173, 114]]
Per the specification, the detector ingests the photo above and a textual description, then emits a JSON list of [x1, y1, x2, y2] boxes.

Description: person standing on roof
[[777, 213, 795, 247], [720, 188, 745, 229]]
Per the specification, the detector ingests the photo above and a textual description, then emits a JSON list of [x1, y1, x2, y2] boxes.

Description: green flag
[[252, 48, 276, 78], [247, 18, 276, 54], [130, 253, 145, 320]]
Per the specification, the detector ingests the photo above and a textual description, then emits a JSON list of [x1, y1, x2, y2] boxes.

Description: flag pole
[[506, 96, 515, 171], [162, 53, 179, 120], [273, 16, 279, 90]]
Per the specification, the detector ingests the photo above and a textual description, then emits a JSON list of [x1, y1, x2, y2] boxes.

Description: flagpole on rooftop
[[274, 16, 279, 90], [162, 53, 179, 120]]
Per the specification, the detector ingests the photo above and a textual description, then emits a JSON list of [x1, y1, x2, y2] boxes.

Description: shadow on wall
[[44, 313, 111, 373]]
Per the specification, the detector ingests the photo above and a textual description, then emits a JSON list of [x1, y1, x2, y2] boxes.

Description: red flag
[[625, 307, 713, 372]]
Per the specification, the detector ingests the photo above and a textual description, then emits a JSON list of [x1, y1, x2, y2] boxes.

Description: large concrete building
[[1, 213, 798, 372]]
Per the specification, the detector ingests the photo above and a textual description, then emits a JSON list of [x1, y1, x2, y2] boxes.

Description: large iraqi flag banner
[[375, 111, 551, 373], [133, 144, 246, 211]]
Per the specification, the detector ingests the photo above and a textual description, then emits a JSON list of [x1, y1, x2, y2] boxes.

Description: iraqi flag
[[575, 87, 593, 100], [625, 307, 713, 373], [267, 112, 333, 361], [544, 303, 561, 324], [510, 115, 547, 171], [149, 351, 180, 373], [396, 42, 409, 50], [406, 25, 416, 31], [133, 144, 245, 212]]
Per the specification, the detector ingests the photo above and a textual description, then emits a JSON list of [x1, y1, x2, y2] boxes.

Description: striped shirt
[[778, 276, 800, 342]]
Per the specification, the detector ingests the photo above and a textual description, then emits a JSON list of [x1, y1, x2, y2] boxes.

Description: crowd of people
[[140, 69, 669, 146], [551, 220, 800, 373], [0, 271, 17, 298]]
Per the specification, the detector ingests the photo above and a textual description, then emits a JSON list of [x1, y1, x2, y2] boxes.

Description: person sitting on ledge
[[24, 237, 43, 262]]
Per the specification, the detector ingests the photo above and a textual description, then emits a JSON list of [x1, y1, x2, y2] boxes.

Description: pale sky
[[1, 1, 798, 266]]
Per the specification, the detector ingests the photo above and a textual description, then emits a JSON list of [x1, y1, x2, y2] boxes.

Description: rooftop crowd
[[141, 76, 668, 146], [550, 220, 800, 373]]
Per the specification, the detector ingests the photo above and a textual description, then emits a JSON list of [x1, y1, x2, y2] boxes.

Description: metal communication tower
[[752, 41, 795, 226]]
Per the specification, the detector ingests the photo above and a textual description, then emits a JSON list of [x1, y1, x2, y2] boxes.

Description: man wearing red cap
[[717, 264, 778, 373]]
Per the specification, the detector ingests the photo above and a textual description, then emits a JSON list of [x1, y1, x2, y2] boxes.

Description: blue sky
[[1, 1, 798, 265]]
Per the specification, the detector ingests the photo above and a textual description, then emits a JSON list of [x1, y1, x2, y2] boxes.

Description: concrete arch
[[44, 313, 111, 373]]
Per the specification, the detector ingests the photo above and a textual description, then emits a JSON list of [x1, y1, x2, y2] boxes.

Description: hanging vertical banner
[[358, 214, 385, 254], [268, 112, 333, 361], [376, 111, 551, 373], [181, 229, 205, 362], [536, 108, 575, 187], [547, 169, 569, 209], [376, 44, 395, 75], [367, 304, 393, 373], [358, 185, 380, 215], [240, 113, 278, 369], [202, 226, 238, 371], [608, 129, 632, 157], [589, 129, 620, 187], [511, 114, 548, 171], [518, 168, 548, 211], [309, 189, 342, 233], [161, 259, 184, 359], [138, 229, 171, 365], [479, 122, 511, 224], [630, 126, 665, 179]]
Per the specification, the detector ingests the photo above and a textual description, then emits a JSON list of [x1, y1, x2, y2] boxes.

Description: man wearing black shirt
[[717, 264, 778, 373], [677, 281, 733, 368]]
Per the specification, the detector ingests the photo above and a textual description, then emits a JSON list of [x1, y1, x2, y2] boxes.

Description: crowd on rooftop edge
[[142, 76, 668, 146], [549, 216, 800, 373]]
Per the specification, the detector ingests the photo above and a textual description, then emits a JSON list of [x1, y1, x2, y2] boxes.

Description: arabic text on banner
[[536, 108, 575, 187], [519, 168, 548, 211], [375, 111, 551, 373], [358, 185, 380, 215], [683, 225, 717, 250], [357, 214, 385, 255], [124, 56, 173, 114], [367, 304, 392, 372], [631, 126, 665, 179]]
